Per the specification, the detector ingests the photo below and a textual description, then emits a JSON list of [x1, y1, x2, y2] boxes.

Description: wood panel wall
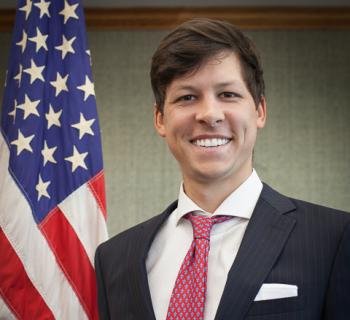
[[1, 7, 350, 31]]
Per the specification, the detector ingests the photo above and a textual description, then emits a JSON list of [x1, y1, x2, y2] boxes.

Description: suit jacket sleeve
[[323, 221, 350, 319], [95, 245, 111, 320]]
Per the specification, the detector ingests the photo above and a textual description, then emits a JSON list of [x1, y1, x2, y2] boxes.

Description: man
[[95, 19, 350, 320]]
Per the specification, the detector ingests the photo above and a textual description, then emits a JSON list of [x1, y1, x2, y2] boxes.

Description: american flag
[[0, 0, 108, 319]]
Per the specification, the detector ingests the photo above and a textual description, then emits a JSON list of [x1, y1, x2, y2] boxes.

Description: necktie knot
[[187, 214, 231, 241]]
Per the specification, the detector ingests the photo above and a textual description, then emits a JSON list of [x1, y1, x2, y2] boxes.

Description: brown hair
[[150, 18, 265, 112]]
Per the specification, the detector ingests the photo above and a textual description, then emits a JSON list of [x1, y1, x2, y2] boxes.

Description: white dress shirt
[[146, 170, 263, 320]]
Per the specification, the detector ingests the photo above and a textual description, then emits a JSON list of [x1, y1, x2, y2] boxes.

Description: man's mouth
[[191, 138, 231, 148]]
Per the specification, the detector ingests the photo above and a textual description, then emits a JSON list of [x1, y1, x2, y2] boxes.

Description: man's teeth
[[193, 138, 230, 147]]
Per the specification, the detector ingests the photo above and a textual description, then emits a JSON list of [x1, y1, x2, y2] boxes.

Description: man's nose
[[195, 97, 225, 127]]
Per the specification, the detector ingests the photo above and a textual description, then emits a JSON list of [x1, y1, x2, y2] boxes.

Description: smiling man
[[95, 19, 350, 320]]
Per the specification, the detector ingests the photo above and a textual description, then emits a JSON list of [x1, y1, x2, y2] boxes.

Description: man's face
[[154, 51, 266, 189]]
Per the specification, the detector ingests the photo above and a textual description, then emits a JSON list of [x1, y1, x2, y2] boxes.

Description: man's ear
[[154, 104, 166, 137], [256, 95, 267, 129]]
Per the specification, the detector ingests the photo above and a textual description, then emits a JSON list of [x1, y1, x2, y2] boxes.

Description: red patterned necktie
[[166, 214, 231, 320]]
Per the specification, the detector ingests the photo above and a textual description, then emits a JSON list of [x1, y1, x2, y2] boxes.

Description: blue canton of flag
[[1, 0, 103, 224]]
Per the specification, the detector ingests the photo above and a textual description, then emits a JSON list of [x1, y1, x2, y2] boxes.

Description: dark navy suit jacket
[[95, 184, 350, 319]]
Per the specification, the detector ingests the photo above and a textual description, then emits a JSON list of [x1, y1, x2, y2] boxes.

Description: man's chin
[[186, 167, 234, 185]]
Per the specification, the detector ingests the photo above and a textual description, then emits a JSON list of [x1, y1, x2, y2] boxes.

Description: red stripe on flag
[[88, 171, 107, 219], [0, 228, 55, 320], [40, 208, 98, 320]]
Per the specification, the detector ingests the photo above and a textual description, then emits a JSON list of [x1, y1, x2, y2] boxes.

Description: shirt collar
[[175, 169, 263, 224]]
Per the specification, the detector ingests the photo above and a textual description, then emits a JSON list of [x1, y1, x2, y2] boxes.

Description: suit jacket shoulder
[[263, 183, 349, 218], [97, 200, 177, 256]]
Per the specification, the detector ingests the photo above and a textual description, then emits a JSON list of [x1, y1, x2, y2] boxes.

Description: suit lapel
[[128, 201, 177, 320], [215, 184, 296, 320]]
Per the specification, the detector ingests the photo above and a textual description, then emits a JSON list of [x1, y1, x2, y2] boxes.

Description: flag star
[[34, 0, 50, 18], [23, 59, 45, 84], [71, 113, 95, 139], [55, 35, 76, 59], [59, 0, 79, 24], [16, 30, 28, 53], [10, 129, 35, 156], [86, 49, 92, 66], [36, 174, 51, 201], [19, 0, 33, 20], [41, 141, 57, 166], [17, 94, 40, 120], [28, 27, 48, 52], [77, 76, 95, 101], [8, 99, 18, 123], [50, 72, 69, 96], [14, 64, 23, 87], [45, 104, 62, 129], [65, 145, 88, 172]]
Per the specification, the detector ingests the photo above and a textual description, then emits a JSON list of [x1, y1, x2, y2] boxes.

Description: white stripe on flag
[[0, 296, 16, 320], [58, 183, 108, 266], [0, 134, 87, 320]]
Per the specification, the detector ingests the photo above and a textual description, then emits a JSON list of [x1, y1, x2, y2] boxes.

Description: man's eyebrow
[[170, 85, 196, 92], [214, 81, 242, 89], [170, 81, 243, 92]]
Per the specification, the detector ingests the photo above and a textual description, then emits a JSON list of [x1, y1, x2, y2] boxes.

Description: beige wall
[[1, 30, 349, 237]]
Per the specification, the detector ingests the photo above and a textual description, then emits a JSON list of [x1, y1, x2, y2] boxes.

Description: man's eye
[[220, 92, 238, 98], [178, 95, 195, 102]]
